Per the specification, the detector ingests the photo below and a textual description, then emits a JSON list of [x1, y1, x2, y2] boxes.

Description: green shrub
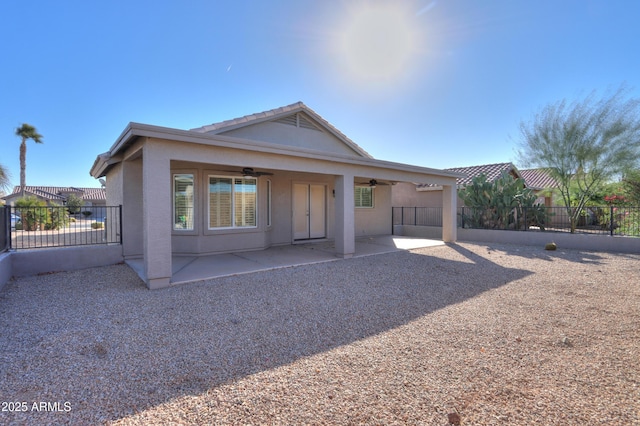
[[46, 207, 69, 230], [91, 222, 104, 229], [65, 194, 84, 215], [15, 197, 48, 231], [460, 171, 549, 230]]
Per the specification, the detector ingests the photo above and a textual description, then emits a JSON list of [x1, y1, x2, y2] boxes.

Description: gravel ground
[[0, 242, 638, 425]]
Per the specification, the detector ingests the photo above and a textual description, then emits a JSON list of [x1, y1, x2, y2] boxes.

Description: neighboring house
[[518, 168, 559, 207], [90, 102, 462, 289], [2, 186, 106, 207], [392, 162, 521, 208]]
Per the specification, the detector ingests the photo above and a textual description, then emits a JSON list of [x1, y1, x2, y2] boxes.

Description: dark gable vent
[[298, 114, 320, 130], [275, 114, 298, 127], [275, 113, 321, 131]]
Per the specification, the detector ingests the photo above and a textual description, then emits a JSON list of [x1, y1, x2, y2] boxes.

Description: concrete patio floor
[[126, 236, 444, 286]]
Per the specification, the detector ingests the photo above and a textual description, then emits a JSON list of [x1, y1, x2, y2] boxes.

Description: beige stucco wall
[[392, 182, 468, 207], [391, 182, 444, 207], [105, 162, 123, 245], [105, 156, 144, 259], [167, 161, 390, 256], [354, 184, 391, 236]]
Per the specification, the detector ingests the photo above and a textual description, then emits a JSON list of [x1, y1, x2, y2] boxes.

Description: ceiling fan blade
[[212, 168, 274, 177], [358, 179, 390, 187]]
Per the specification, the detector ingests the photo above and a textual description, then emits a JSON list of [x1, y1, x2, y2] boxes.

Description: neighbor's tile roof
[[519, 169, 559, 189], [7, 186, 106, 201], [417, 162, 519, 189]]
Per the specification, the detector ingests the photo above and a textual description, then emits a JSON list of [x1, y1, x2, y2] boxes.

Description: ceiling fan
[[220, 167, 274, 177], [356, 179, 390, 188]]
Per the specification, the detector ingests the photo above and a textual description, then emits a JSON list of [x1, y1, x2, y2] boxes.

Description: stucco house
[[90, 102, 462, 289], [392, 162, 520, 208], [392, 162, 560, 209], [518, 168, 559, 206]]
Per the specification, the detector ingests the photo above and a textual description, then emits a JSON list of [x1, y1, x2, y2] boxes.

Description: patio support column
[[334, 173, 355, 258], [121, 159, 143, 259], [442, 182, 457, 243], [142, 144, 172, 289]]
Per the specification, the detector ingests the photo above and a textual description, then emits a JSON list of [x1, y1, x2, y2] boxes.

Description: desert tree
[[517, 85, 640, 232], [622, 169, 640, 205], [15, 123, 43, 197]]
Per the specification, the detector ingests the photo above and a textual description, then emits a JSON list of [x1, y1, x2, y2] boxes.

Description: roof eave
[[92, 122, 463, 183]]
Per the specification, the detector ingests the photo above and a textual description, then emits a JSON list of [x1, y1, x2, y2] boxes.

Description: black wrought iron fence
[[0, 206, 8, 252], [392, 206, 640, 237], [392, 206, 443, 228], [8, 205, 122, 249]]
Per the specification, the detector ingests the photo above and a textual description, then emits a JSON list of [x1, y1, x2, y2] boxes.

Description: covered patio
[[91, 103, 461, 289], [126, 235, 443, 286]]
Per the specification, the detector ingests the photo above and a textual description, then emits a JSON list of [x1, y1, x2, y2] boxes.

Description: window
[[174, 174, 194, 230], [209, 176, 257, 228], [355, 186, 374, 208]]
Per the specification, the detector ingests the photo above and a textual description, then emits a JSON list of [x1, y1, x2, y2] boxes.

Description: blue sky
[[2, 0, 639, 190]]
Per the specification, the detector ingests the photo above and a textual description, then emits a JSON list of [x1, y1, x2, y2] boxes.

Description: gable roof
[[417, 162, 521, 190], [519, 168, 559, 190], [91, 103, 464, 187], [4, 186, 106, 202], [190, 102, 373, 158]]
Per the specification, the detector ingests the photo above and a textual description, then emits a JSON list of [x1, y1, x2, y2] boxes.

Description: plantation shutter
[[234, 178, 257, 227], [174, 174, 194, 230], [355, 186, 373, 208], [209, 177, 232, 228]]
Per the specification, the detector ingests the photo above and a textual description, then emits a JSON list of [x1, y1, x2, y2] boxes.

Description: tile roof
[[519, 169, 559, 189], [417, 162, 519, 189], [6, 186, 106, 202]]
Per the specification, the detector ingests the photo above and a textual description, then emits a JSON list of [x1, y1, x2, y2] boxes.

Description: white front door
[[293, 183, 326, 240]]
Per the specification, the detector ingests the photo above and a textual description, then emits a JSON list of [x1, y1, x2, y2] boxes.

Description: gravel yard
[[0, 242, 638, 425]]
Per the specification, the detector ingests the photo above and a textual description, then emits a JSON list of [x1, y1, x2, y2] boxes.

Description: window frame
[[266, 179, 272, 227], [354, 185, 374, 208], [173, 173, 195, 231], [207, 174, 258, 230]]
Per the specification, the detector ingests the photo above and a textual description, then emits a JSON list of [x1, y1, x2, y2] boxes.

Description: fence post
[[401, 207, 404, 226], [610, 205, 614, 236], [1, 206, 7, 252], [119, 205, 123, 245], [391, 207, 394, 235]]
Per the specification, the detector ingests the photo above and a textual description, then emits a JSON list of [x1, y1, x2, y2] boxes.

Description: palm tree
[[0, 163, 10, 193], [15, 123, 43, 197]]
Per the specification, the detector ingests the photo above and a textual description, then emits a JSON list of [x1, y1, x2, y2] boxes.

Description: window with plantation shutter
[[234, 178, 256, 227], [208, 176, 257, 229], [355, 186, 374, 208], [173, 174, 194, 230]]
